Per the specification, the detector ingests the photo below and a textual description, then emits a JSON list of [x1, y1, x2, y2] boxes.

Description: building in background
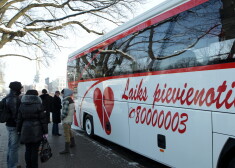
[[49, 76, 66, 94]]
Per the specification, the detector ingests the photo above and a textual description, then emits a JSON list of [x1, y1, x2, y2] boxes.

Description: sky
[[1, 0, 166, 86]]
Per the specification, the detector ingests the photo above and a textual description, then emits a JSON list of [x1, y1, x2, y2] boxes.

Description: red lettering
[[205, 88, 215, 106], [178, 113, 188, 134], [140, 108, 147, 124], [165, 88, 173, 104], [172, 112, 179, 132], [158, 110, 164, 128], [179, 83, 187, 104], [122, 78, 148, 102], [129, 88, 134, 100], [146, 109, 152, 125], [143, 88, 148, 101], [138, 80, 235, 111], [138, 80, 143, 101], [153, 84, 161, 107], [193, 89, 205, 106], [122, 78, 129, 100], [223, 90, 233, 109], [161, 84, 167, 103], [128, 106, 188, 134], [152, 110, 158, 127], [185, 88, 194, 105], [128, 108, 135, 118], [136, 106, 141, 123], [215, 81, 227, 108], [164, 111, 171, 130], [171, 88, 179, 104]]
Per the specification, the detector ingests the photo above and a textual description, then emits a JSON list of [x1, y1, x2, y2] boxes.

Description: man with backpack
[[5, 81, 23, 168]]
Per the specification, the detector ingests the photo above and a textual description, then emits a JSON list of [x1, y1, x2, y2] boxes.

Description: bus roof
[[68, 0, 187, 59]]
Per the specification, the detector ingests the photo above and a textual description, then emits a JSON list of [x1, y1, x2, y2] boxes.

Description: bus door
[[128, 104, 213, 168], [94, 78, 130, 148]]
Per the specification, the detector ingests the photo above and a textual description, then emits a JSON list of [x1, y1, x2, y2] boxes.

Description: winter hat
[[42, 89, 48, 94], [9, 81, 23, 91], [63, 88, 73, 97], [55, 91, 60, 94]]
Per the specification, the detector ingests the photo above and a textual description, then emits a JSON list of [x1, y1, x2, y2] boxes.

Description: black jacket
[[39, 94, 53, 123], [52, 95, 62, 123], [17, 95, 48, 144], [5, 90, 21, 127]]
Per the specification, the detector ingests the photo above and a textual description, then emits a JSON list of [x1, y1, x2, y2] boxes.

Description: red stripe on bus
[[68, 62, 235, 85], [68, 0, 208, 62]]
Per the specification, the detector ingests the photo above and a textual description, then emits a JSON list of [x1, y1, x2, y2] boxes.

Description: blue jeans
[[6, 126, 20, 168]]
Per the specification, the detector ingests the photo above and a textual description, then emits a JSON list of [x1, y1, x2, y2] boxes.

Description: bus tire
[[227, 157, 235, 168], [217, 138, 235, 168], [84, 115, 94, 138]]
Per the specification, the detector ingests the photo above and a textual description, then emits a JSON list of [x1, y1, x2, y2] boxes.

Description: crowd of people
[[3, 81, 76, 168]]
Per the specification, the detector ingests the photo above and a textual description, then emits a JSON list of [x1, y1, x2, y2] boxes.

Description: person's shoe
[[17, 165, 21, 168], [70, 137, 76, 148], [60, 142, 70, 154], [57, 133, 62, 136], [52, 134, 57, 136]]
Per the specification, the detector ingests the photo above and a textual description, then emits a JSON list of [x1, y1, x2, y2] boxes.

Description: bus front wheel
[[85, 115, 94, 138]]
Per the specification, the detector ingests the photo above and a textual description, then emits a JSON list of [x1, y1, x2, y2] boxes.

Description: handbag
[[39, 138, 52, 163]]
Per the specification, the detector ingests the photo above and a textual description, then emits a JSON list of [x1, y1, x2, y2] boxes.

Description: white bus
[[67, 0, 235, 167]]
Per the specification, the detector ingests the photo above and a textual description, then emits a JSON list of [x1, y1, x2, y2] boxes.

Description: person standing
[[39, 89, 53, 124], [17, 90, 48, 168], [5, 81, 23, 168], [52, 91, 62, 136], [59, 89, 76, 154]]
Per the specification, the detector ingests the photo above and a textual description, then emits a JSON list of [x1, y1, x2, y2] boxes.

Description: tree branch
[[0, 54, 36, 60], [0, 25, 26, 37], [8, 1, 71, 27], [98, 49, 135, 61], [24, 21, 103, 35], [27, 0, 118, 26]]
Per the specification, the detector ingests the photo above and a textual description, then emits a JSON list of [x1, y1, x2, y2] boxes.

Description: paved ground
[[0, 123, 153, 168]]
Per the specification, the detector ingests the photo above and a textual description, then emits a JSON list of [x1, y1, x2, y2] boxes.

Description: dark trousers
[[52, 123, 59, 135], [25, 142, 41, 168]]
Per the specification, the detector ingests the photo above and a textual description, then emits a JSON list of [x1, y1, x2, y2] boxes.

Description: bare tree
[[0, 60, 6, 93], [0, 0, 144, 64]]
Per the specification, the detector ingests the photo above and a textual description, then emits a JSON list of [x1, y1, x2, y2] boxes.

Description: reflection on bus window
[[70, 0, 235, 81]]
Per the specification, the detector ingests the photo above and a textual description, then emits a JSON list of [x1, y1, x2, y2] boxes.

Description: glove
[[43, 134, 48, 138]]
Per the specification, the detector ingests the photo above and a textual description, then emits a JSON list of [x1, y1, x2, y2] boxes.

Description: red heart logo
[[93, 87, 114, 135]]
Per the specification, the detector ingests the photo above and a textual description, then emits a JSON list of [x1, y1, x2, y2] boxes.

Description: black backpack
[[0, 97, 10, 123]]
